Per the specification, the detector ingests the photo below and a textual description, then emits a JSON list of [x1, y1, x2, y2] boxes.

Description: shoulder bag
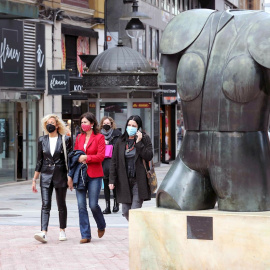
[[143, 160, 158, 194], [104, 136, 114, 158]]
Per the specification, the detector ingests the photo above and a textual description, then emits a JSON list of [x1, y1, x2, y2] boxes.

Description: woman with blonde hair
[[100, 116, 122, 214], [32, 114, 71, 243]]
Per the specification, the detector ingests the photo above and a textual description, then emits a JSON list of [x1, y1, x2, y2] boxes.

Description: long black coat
[[35, 134, 72, 188], [109, 134, 153, 203]]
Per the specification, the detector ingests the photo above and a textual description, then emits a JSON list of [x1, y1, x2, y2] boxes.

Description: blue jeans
[[76, 176, 106, 239]]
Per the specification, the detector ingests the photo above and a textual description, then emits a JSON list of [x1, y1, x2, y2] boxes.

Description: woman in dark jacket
[[32, 114, 71, 243], [109, 115, 153, 221], [100, 116, 122, 214]]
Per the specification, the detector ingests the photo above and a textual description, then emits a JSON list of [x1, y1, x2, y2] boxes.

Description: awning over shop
[[0, 0, 38, 19], [62, 24, 98, 38]]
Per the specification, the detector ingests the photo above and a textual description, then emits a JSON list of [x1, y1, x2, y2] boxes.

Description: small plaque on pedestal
[[187, 216, 213, 240]]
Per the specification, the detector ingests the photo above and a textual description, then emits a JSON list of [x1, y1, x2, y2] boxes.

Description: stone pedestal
[[129, 207, 270, 270]]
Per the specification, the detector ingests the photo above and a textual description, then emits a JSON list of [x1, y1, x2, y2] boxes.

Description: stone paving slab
[[0, 226, 128, 270]]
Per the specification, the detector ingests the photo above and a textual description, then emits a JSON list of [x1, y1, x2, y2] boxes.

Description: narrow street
[[0, 164, 171, 270]]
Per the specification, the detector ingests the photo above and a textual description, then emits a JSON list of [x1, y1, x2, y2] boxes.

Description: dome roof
[[83, 40, 158, 91], [89, 42, 153, 73]]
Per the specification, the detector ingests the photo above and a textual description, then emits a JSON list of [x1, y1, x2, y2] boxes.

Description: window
[[183, 0, 189, 10], [248, 0, 253, 9], [161, 0, 164, 9], [63, 35, 90, 77], [167, 0, 170, 11], [172, 0, 176, 14], [65, 35, 77, 77], [177, 0, 181, 12], [161, 0, 170, 11], [149, 27, 159, 68], [137, 30, 146, 57], [100, 102, 128, 133]]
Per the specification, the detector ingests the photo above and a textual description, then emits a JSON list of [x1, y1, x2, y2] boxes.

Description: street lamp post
[[121, 0, 150, 39], [104, 0, 150, 50]]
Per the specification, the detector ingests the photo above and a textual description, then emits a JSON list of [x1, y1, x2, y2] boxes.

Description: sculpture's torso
[[178, 11, 270, 131], [157, 10, 270, 212]]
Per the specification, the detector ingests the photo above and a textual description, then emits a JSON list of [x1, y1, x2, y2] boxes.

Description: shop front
[[160, 85, 178, 163], [63, 41, 161, 164], [0, 98, 39, 183], [0, 20, 45, 183], [62, 91, 161, 163]]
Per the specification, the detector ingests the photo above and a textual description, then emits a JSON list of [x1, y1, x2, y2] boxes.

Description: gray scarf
[[101, 128, 114, 140]]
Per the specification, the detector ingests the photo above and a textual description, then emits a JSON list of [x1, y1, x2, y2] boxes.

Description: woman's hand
[[78, 155, 87, 164], [136, 130, 142, 143], [109, 184, 115, 190], [68, 176, 73, 191], [32, 180, 38, 193]]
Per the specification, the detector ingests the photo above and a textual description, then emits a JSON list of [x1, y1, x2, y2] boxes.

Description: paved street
[[0, 163, 171, 270]]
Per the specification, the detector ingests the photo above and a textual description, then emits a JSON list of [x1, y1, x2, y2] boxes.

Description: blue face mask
[[126, 126, 137, 136]]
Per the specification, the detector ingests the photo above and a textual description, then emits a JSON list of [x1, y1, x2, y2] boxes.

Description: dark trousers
[[122, 178, 143, 221], [103, 177, 117, 201], [41, 181, 67, 231]]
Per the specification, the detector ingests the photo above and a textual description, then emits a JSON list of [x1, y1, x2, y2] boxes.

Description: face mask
[[81, 124, 92, 132], [126, 126, 137, 137], [46, 124, 56, 133], [103, 124, 111, 131]]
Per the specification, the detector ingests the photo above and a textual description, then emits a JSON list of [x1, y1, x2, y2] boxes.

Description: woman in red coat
[[68, 112, 106, 244]]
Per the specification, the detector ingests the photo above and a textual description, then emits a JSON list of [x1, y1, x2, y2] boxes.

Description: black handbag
[[143, 160, 158, 194]]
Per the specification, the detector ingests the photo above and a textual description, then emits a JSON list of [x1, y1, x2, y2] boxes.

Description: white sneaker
[[59, 230, 67, 241], [34, 232, 47, 243]]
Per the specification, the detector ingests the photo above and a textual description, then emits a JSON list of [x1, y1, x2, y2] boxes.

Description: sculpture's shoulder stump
[[160, 9, 215, 55], [247, 13, 270, 69]]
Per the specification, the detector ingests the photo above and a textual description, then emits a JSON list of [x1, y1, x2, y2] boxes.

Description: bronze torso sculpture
[[157, 9, 270, 212]]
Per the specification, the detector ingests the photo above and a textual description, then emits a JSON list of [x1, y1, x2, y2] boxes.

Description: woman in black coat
[[109, 115, 153, 221], [32, 114, 71, 243], [100, 116, 122, 214]]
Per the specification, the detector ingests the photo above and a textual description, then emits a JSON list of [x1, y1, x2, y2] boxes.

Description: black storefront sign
[[161, 84, 177, 105], [0, 20, 23, 87], [70, 77, 83, 92], [162, 84, 177, 97], [36, 23, 46, 89], [48, 70, 70, 95]]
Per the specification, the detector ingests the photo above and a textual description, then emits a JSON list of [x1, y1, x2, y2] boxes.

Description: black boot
[[103, 200, 111, 214], [112, 199, 119, 213]]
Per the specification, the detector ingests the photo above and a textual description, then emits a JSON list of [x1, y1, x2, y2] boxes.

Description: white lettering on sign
[[37, 45, 44, 68], [73, 85, 82, 91], [0, 38, 20, 69], [50, 77, 67, 89]]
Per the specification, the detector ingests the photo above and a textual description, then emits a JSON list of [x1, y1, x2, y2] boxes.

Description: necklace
[[126, 141, 135, 153]]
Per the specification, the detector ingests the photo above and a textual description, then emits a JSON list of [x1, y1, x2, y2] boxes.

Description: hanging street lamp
[[120, 0, 151, 39]]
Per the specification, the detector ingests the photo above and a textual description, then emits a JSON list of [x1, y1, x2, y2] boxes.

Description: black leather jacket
[[35, 134, 72, 188]]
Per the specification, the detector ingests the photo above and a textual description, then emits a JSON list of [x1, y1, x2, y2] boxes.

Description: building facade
[[0, 0, 99, 183], [0, 1, 43, 183]]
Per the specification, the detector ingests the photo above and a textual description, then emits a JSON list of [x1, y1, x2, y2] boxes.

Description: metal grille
[[24, 22, 36, 88]]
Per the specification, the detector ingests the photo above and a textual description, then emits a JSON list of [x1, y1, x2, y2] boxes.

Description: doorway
[[160, 104, 176, 163], [17, 102, 23, 179], [16, 101, 38, 181]]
